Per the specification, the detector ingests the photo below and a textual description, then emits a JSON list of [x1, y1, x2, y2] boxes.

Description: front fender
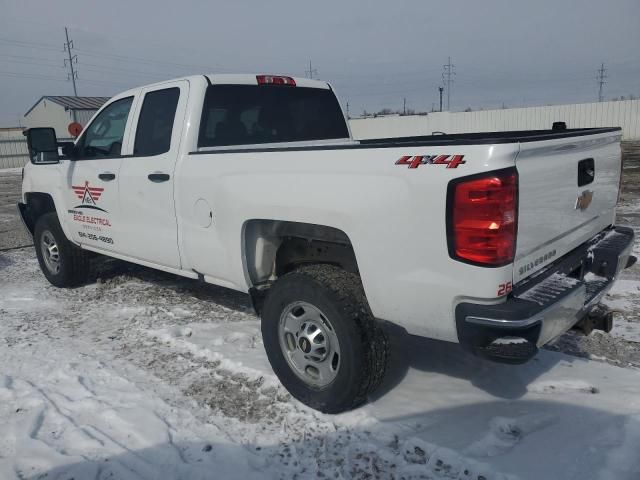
[[17, 202, 34, 236]]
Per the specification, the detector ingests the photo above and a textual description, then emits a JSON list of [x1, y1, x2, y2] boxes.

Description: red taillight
[[256, 75, 296, 86], [448, 169, 518, 267]]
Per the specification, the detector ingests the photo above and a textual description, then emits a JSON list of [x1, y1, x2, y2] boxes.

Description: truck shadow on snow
[[28, 399, 640, 480], [93, 256, 585, 401], [373, 324, 573, 402]]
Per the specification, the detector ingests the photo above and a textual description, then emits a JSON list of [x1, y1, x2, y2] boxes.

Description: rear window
[[198, 85, 349, 148]]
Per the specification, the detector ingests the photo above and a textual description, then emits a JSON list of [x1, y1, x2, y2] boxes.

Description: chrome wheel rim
[[278, 301, 341, 388], [40, 230, 60, 274]]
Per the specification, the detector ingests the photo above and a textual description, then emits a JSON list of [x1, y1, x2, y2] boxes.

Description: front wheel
[[34, 212, 90, 288], [261, 264, 389, 413]]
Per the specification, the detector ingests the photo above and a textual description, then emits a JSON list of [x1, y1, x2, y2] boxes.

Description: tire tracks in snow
[[1, 248, 521, 479]]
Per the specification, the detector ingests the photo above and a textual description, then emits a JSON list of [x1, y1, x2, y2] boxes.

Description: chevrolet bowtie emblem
[[575, 190, 594, 211]]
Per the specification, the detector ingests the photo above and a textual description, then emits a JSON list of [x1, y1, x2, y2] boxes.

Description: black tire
[[34, 212, 91, 288], [261, 264, 389, 413]]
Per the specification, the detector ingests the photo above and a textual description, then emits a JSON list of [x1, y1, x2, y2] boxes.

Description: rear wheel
[[278, 300, 342, 388], [261, 264, 389, 413], [34, 213, 90, 288]]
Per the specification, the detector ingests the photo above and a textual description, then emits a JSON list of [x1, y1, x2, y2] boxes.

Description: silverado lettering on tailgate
[[518, 249, 557, 276]]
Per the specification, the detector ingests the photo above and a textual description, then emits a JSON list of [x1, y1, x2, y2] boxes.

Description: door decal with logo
[[68, 181, 113, 244]]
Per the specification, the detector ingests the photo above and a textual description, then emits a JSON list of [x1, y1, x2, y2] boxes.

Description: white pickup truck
[[19, 74, 636, 413]]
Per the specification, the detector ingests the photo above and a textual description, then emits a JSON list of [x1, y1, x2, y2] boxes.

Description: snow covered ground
[[2, 246, 640, 480]]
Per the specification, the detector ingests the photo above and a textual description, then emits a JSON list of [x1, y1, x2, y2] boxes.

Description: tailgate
[[514, 129, 622, 284]]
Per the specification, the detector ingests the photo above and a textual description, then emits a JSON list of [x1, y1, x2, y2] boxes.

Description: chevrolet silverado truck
[[19, 74, 636, 413]]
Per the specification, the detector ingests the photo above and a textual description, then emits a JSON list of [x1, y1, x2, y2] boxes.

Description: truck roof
[[206, 74, 330, 90], [114, 74, 331, 99]]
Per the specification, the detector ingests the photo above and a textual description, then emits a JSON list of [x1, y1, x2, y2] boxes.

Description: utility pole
[[346, 102, 350, 119], [403, 97, 406, 115], [305, 60, 318, 79], [64, 27, 78, 97], [442, 57, 455, 110], [597, 62, 607, 102], [438, 86, 444, 112]]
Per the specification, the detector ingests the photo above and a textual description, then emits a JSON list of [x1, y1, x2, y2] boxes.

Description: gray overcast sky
[[1, 0, 639, 126]]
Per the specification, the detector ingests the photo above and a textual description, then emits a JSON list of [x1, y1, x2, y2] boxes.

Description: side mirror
[[24, 127, 60, 164]]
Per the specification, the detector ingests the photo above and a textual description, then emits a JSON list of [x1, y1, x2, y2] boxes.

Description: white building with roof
[[24, 96, 110, 138]]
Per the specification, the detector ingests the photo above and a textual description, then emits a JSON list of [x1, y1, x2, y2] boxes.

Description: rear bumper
[[455, 225, 636, 364]]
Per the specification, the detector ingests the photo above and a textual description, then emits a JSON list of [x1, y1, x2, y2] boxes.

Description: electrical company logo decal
[[68, 181, 112, 236], [72, 181, 107, 212]]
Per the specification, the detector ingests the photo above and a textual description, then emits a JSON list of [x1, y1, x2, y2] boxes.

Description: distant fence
[[349, 99, 640, 140], [2, 99, 639, 168], [0, 131, 29, 169]]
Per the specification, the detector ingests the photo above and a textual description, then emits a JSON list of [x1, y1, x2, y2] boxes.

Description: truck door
[[116, 81, 188, 269], [65, 95, 136, 253]]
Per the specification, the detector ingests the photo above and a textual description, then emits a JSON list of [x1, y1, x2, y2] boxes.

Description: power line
[[0, 35, 219, 73], [0, 71, 131, 89], [0, 58, 61, 68], [0, 55, 154, 88], [79, 62, 170, 79], [0, 37, 60, 51], [0, 53, 59, 64], [1, 34, 622, 89], [442, 56, 455, 110], [0, 71, 67, 81], [74, 47, 219, 72], [63, 27, 78, 96], [597, 62, 607, 102]]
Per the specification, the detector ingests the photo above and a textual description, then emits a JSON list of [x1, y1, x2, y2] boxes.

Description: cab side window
[[134, 87, 180, 156], [76, 97, 133, 159]]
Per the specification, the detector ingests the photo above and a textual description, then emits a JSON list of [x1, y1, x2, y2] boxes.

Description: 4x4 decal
[[395, 155, 466, 169]]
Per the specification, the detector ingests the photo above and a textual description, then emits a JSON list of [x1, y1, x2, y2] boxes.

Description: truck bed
[[193, 127, 621, 154], [359, 127, 622, 146]]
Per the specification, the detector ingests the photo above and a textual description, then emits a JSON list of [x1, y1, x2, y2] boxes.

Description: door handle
[[98, 172, 116, 181], [148, 173, 170, 183]]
